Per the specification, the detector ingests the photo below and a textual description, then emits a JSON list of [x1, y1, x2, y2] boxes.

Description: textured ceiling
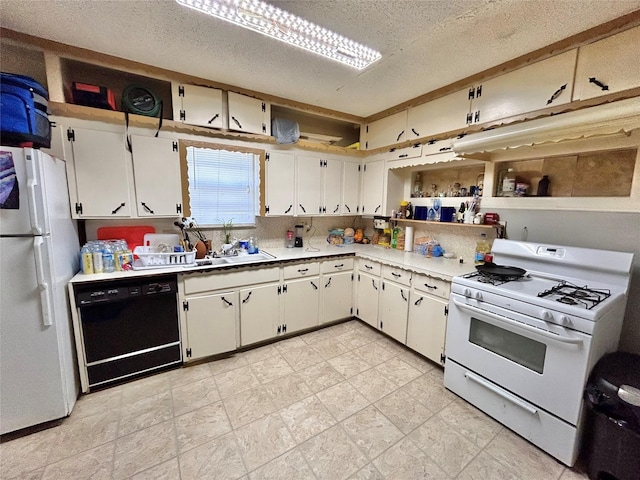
[[1, 0, 640, 117]]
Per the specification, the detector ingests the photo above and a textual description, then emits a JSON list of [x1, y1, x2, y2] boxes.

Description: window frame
[[178, 140, 267, 226]]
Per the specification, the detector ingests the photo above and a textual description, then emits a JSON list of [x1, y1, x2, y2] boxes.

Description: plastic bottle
[[537, 175, 550, 196], [391, 226, 399, 249], [102, 242, 115, 273], [475, 233, 491, 265], [80, 244, 94, 274], [248, 236, 259, 254], [501, 168, 516, 197], [91, 243, 104, 274]]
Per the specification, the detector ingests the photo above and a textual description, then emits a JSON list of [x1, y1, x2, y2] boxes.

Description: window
[[183, 143, 261, 226]]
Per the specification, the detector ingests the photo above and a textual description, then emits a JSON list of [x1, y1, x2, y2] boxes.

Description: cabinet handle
[[242, 291, 252, 304], [221, 296, 233, 306], [344, 204, 351, 213], [372, 279, 378, 290], [364, 265, 373, 270], [414, 297, 423, 306], [298, 268, 309, 273], [398, 154, 408, 158], [589, 77, 609, 91], [111, 203, 126, 214], [400, 289, 407, 302], [411, 128, 420, 137], [439, 147, 452, 152], [299, 204, 306, 213], [310, 281, 318, 290], [141, 202, 155, 214], [374, 205, 381, 213], [396, 130, 405, 142], [424, 283, 437, 290], [325, 277, 332, 288], [476, 85, 482, 98], [334, 263, 344, 269], [391, 272, 401, 278], [231, 116, 243, 128], [546, 84, 567, 105], [284, 204, 292, 214], [207, 113, 220, 124], [333, 204, 340, 213]]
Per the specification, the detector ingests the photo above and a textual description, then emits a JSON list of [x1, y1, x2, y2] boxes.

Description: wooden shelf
[[394, 218, 501, 229]]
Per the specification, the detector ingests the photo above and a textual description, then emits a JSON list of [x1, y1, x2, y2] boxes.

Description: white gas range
[[443, 239, 634, 466]]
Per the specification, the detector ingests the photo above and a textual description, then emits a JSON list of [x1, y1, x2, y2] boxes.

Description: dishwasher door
[[75, 275, 181, 389]]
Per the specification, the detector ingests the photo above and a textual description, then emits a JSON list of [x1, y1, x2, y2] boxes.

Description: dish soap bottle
[[475, 233, 491, 265]]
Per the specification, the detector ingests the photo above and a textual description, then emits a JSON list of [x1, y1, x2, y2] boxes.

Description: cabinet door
[[407, 89, 471, 140], [471, 50, 577, 125], [296, 156, 323, 215], [356, 271, 379, 328], [364, 110, 407, 150], [573, 26, 640, 101], [67, 127, 131, 218], [379, 281, 409, 344], [361, 160, 384, 215], [266, 152, 295, 216], [228, 91, 269, 135], [184, 292, 237, 361], [175, 84, 224, 129], [342, 161, 361, 215], [239, 283, 280, 346], [283, 277, 320, 334], [322, 271, 353, 323], [323, 158, 343, 215], [131, 135, 183, 217], [407, 294, 448, 365]]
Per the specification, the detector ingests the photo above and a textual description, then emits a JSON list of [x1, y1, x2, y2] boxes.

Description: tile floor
[[1, 320, 590, 480]]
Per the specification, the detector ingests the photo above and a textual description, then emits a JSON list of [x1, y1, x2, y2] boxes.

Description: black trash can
[[582, 352, 640, 480]]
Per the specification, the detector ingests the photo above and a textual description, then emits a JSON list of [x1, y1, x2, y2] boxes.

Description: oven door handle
[[464, 370, 538, 415], [452, 299, 584, 345]]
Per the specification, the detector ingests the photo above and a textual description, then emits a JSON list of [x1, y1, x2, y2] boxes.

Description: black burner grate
[[462, 271, 525, 286], [537, 281, 611, 310]]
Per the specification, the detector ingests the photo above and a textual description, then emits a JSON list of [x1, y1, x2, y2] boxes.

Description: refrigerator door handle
[[33, 236, 53, 326], [25, 152, 47, 235]]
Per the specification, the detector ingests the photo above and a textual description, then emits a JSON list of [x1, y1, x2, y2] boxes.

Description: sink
[[222, 252, 276, 264], [194, 257, 228, 266]]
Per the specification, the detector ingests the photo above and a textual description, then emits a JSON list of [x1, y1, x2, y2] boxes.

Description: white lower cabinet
[[356, 271, 380, 329], [239, 282, 281, 346], [182, 291, 238, 361], [321, 257, 355, 323], [379, 280, 410, 344], [283, 277, 320, 334], [406, 273, 451, 365]]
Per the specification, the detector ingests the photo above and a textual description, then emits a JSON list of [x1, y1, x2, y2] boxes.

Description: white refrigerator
[[0, 146, 80, 434]]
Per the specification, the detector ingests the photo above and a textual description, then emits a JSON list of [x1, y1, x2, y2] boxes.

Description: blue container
[[414, 206, 428, 220]]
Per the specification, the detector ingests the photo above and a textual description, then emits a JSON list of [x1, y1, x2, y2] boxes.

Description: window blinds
[[186, 146, 258, 225]]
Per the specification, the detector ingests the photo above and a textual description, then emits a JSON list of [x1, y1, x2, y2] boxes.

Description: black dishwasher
[[75, 275, 181, 389]]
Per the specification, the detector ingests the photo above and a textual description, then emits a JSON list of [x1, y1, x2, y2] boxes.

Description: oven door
[[445, 293, 591, 425]]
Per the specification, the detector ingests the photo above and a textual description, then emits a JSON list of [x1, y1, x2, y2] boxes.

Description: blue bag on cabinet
[[0, 72, 51, 148]]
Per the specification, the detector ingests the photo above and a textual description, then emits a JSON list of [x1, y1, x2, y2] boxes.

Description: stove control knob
[[464, 288, 473, 297], [558, 315, 572, 326], [474, 291, 483, 300], [540, 310, 554, 321]]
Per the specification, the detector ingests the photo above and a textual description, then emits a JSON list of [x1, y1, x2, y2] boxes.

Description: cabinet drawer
[[321, 257, 354, 273], [283, 262, 320, 279], [412, 273, 451, 299], [183, 267, 279, 294], [358, 259, 381, 276], [382, 265, 411, 287]]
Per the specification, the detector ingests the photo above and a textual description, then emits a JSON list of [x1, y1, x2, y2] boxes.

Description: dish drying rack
[[133, 246, 196, 269]]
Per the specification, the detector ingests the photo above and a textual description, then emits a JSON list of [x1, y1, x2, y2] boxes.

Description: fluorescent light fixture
[[175, 0, 381, 69]]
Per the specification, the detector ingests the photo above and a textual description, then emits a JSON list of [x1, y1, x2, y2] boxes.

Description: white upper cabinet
[[470, 50, 577, 126], [342, 161, 361, 215], [407, 89, 472, 141], [323, 158, 343, 215], [573, 26, 640, 101], [172, 83, 224, 129], [227, 91, 271, 135], [360, 160, 384, 215], [296, 155, 324, 215], [265, 151, 295, 216], [65, 126, 131, 218], [363, 110, 408, 150], [130, 135, 183, 217]]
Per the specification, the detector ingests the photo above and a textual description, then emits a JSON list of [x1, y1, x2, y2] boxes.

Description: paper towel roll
[[404, 226, 414, 252]]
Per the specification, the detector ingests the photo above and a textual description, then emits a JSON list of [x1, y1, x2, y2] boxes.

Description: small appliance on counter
[[372, 215, 391, 246], [294, 224, 304, 247]]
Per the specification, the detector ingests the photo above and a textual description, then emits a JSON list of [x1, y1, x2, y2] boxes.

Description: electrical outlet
[[301, 220, 311, 232]]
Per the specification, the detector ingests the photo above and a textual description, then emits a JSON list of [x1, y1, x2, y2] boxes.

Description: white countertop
[[70, 244, 475, 284]]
